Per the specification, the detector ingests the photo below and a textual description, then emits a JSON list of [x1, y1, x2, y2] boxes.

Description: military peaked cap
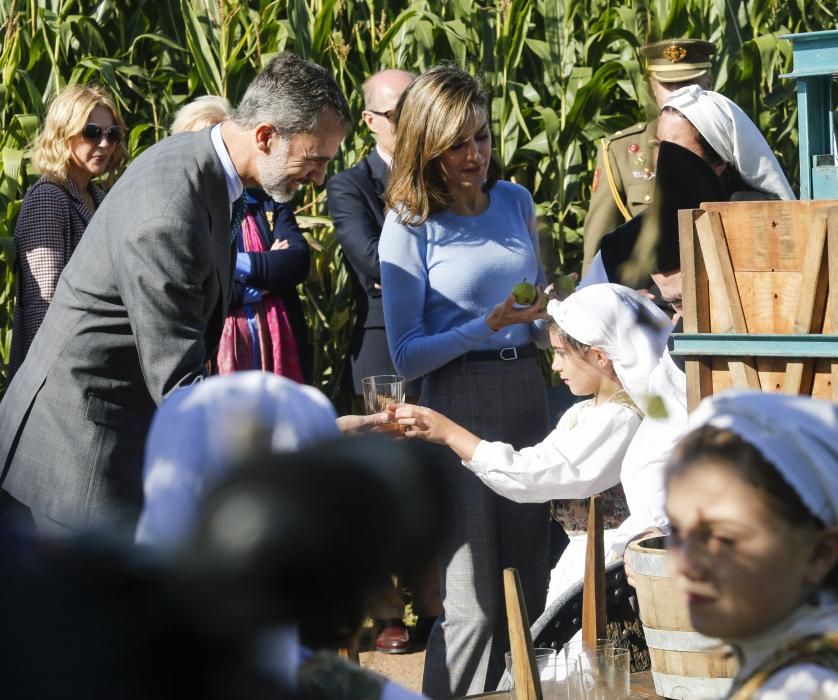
[[641, 39, 716, 83]]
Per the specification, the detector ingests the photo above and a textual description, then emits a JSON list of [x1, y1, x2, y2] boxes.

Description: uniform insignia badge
[[628, 143, 639, 154], [632, 170, 655, 180], [592, 167, 601, 193], [636, 154, 646, 164], [266, 210, 274, 229], [663, 44, 687, 62]]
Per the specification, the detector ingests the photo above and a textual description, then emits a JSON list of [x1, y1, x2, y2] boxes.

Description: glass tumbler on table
[[572, 647, 630, 700]]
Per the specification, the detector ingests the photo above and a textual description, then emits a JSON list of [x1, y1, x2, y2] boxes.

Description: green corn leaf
[[180, 0, 223, 96]]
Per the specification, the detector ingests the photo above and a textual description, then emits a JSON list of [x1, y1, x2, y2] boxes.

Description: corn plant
[[0, 0, 834, 404]]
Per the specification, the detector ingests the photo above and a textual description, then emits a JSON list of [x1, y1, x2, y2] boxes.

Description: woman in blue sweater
[[379, 65, 552, 698]]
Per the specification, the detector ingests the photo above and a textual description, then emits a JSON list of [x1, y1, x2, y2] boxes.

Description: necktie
[[230, 192, 247, 243]]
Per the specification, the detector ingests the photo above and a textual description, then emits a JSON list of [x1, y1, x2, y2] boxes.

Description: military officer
[[582, 38, 716, 272]]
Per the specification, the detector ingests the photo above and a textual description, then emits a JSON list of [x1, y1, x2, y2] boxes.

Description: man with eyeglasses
[[327, 69, 414, 403], [327, 69, 444, 654], [0, 53, 350, 537]]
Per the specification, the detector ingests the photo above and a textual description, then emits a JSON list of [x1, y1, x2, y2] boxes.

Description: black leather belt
[[463, 345, 538, 362]]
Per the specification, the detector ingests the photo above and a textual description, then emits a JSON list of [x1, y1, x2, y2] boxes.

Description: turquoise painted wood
[[781, 30, 838, 200], [670, 333, 838, 358]]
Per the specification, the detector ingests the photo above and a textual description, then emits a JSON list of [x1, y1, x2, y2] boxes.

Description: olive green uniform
[[582, 119, 658, 272]]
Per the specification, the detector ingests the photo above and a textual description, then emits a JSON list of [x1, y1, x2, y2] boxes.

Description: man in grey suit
[[0, 52, 350, 535]]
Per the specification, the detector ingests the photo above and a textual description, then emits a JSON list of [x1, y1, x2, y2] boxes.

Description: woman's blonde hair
[[170, 95, 233, 134], [31, 85, 127, 185], [385, 64, 501, 224]]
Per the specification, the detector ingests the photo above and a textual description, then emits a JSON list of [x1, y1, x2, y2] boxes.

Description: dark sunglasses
[[367, 108, 395, 122], [81, 123, 123, 145]]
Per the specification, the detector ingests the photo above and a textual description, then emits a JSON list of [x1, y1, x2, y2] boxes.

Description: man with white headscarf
[[582, 87, 795, 293], [661, 85, 795, 200]]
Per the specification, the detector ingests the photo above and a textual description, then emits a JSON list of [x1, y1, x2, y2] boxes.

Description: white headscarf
[[663, 86, 795, 201], [689, 391, 838, 526], [546, 284, 672, 407], [136, 371, 340, 546]]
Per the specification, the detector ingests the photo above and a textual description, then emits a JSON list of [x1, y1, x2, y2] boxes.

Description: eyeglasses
[[81, 123, 123, 145], [367, 108, 395, 122]]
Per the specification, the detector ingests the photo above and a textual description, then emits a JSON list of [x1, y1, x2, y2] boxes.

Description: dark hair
[[547, 320, 594, 359], [233, 52, 351, 137], [667, 425, 837, 588]]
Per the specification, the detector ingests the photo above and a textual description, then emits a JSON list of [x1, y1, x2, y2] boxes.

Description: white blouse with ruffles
[[464, 395, 641, 504]]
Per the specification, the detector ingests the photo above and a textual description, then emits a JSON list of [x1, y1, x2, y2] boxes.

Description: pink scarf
[[214, 211, 304, 382]]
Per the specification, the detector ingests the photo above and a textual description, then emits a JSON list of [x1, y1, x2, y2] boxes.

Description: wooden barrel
[[626, 536, 735, 699]]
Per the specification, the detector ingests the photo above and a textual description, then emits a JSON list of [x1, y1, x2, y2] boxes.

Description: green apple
[[555, 274, 576, 295], [511, 280, 537, 305]]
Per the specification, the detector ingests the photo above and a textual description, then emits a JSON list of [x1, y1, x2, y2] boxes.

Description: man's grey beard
[[257, 137, 294, 203]]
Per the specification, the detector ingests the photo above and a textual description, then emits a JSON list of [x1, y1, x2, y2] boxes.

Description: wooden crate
[[677, 200, 838, 411]]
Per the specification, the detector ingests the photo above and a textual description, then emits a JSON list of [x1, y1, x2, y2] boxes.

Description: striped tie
[[230, 192, 247, 243]]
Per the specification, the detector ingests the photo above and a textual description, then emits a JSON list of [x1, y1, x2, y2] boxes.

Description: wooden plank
[[829, 208, 838, 401], [503, 568, 542, 700], [694, 211, 761, 390], [729, 271, 800, 334], [783, 210, 829, 394], [680, 208, 702, 334], [680, 209, 714, 410], [582, 495, 606, 645], [701, 200, 838, 271]]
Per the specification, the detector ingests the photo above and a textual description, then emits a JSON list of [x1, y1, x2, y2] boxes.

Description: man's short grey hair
[[233, 52, 351, 137]]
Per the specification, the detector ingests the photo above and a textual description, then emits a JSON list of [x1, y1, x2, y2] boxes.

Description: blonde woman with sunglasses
[[9, 85, 127, 376]]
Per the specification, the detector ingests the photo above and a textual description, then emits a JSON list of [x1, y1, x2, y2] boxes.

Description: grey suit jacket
[[0, 129, 235, 530]]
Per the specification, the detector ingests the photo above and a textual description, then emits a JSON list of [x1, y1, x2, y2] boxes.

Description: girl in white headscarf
[[662, 85, 795, 200], [392, 283, 673, 596], [664, 391, 838, 699]]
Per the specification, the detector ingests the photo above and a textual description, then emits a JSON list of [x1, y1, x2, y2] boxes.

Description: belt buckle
[[499, 346, 518, 361]]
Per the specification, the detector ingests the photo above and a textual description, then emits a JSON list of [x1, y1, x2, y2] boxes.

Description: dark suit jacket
[[0, 129, 234, 530], [327, 149, 417, 395]]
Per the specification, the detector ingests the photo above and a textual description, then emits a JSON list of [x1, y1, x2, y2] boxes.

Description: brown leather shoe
[[374, 619, 410, 654]]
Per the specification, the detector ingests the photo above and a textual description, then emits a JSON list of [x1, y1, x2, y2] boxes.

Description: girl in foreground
[[392, 283, 673, 595], [665, 391, 838, 698]]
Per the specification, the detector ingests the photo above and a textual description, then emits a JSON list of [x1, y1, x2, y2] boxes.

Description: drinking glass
[[562, 638, 615, 668], [361, 374, 405, 415], [504, 648, 557, 700], [552, 659, 580, 700], [574, 647, 630, 700]]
